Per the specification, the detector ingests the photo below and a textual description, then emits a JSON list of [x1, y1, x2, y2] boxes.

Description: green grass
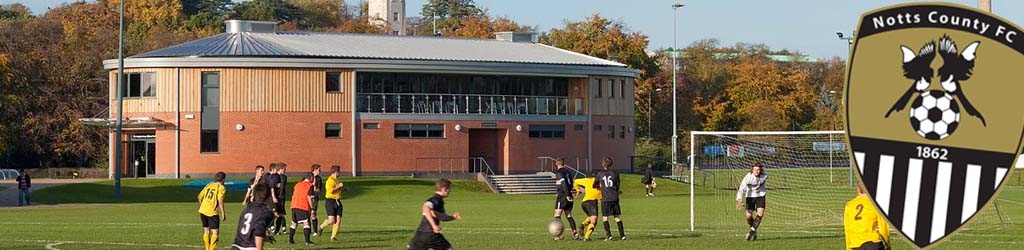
[[0, 174, 1021, 249]]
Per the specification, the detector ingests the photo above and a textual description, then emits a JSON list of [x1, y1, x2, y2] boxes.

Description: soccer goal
[[687, 130, 1009, 236], [687, 131, 853, 234]]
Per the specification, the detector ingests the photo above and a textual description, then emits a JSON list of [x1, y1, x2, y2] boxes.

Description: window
[[574, 124, 585, 131], [326, 123, 342, 138], [201, 130, 218, 153], [594, 125, 602, 131], [609, 80, 616, 98], [395, 124, 444, 138], [363, 123, 379, 129], [620, 126, 626, 138], [326, 72, 342, 92], [620, 80, 627, 99], [393, 12, 399, 21], [609, 126, 615, 139], [121, 72, 157, 98], [529, 125, 565, 138], [595, 79, 602, 97]]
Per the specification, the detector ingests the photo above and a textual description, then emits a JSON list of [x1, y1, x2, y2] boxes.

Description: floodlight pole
[[836, 31, 854, 187], [671, 3, 684, 168], [113, 0, 125, 201]]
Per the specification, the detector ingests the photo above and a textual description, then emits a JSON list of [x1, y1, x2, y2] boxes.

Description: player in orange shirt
[[288, 173, 316, 245]]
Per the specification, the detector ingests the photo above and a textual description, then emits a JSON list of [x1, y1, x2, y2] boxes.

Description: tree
[[418, 0, 483, 35], [289, 0, 345, 30], [230, 0, 302, 23], [105, 0, 186, 29], [0, 3, 31, 19], [183, 0, 233, 16], [449, 15, 527, 39], [543, 14, 658, 80]]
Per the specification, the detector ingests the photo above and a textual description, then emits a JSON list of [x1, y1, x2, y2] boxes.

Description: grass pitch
[[0, 174, 1021, 249]]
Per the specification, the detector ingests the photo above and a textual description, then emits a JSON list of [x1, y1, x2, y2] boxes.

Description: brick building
[[97, 20, 637, 178]]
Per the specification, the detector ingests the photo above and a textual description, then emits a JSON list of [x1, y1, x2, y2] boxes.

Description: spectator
[[16, 171, 31, 206]]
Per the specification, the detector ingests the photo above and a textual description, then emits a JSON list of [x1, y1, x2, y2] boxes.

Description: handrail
[[538, 156, 587, 179], [414, 157, 496, 176]]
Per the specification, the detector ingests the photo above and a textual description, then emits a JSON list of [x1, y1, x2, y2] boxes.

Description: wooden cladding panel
[[220, 68, 352, 112], [108, 68, 179, 114], [588, 75, 635, 116], [109, 68, 354, 114]]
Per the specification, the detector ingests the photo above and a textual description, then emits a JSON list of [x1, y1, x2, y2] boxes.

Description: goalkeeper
[[844, 184, 890, 250], [735, 162, 767, 241]]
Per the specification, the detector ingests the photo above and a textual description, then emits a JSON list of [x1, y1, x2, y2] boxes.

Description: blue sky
[[5, 0, 1024, 59]]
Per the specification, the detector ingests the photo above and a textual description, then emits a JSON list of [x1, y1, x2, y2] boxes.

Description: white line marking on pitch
[[998, 198, 1024, 206], [44, 242, 63, 250], [4, 239, 203, 249]]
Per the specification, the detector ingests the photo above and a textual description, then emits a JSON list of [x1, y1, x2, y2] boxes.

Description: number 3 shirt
[[232, 203, 275, 249]]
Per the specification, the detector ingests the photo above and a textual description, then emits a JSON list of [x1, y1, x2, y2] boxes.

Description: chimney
[[494, 32, 538, 43], [225, 20, 278, 33], [978, 0, 991, 12]]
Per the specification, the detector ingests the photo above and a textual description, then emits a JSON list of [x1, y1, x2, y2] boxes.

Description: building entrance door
[[468, 129, 507, 175], [128, 134, 156, 178]]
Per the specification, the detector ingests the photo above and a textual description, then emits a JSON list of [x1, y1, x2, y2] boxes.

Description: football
[[548, 220, 564, 237], [909, 90, 960, 140]]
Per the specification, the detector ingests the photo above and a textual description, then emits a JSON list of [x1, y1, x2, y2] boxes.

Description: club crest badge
[[845, 3, 1022, 248]]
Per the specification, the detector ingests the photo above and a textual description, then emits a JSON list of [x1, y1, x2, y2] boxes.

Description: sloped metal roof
[[130, 31, 627, 67]]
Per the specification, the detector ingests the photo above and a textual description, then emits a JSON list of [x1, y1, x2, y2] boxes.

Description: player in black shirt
[[232, 184, 276, 250], [309, 164, 324, 236], [408, 178, 462, 250], [243, 165, 271, 206], [593, 157, 625, 241], [552, 158, 578, 240], [274, 163, 290, 235]]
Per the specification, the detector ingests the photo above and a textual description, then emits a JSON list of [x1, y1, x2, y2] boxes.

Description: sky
[[4, 0, 1024, 59]]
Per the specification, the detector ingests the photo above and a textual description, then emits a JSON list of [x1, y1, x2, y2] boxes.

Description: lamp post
[[648, 88, 662, 138], [113, 0, 125, 201], [837, 31, 854, 187], [671, 3, 684, 167]]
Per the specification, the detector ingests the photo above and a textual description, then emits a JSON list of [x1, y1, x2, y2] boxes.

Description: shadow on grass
[[29, 177, 483, 204]]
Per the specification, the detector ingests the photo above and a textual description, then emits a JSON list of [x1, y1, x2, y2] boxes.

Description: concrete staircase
[[487, 173, 557, 194]]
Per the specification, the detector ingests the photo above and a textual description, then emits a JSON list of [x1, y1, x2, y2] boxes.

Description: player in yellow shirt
[[573, 172, 602, 241], [198, 172, 227, 250], [318, 165, 345, 241], [844, 184, 890, 250]]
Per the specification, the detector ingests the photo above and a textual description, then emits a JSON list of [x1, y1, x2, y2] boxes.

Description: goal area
[[686, 131, 1008, 237]]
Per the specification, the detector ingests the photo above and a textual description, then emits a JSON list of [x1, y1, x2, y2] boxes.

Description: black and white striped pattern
[[854, 151, 1011, 247]]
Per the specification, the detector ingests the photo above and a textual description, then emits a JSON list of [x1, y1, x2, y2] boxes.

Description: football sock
[[603, 221, 611, 237], [746, 217, 754, 227], [566, 216, 577, 233], [617, 221, 624, 238], [584, 223, 595, 239], [288, 226, 296, 242], [202, 233, 210, 250], [753, 216, 762, 231], [303, 227, 311, 243], [209, 234, 218, 250], [331, 223, 340, 239], [312, 217, 319, 233]]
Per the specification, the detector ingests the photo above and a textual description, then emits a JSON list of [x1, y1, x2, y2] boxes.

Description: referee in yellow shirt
[[198, 172, 227, 250], [318, 165, 345, 241], [844, 184, 890, 250]]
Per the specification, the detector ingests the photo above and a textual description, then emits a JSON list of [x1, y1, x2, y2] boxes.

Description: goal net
[[687, 131, 1009, 238]]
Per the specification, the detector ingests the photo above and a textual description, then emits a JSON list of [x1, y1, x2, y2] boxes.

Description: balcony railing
[[357, 93, 584, 115]]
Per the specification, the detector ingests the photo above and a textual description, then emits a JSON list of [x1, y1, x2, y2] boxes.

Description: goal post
[[688, 130, 852, 233]]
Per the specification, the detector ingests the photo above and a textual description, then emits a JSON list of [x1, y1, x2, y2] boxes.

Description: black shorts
[[408, 231, 451, 250], [275, 201, 287, 215], [858, 241, 886, 250], [199, 214, 220, 229], [582, 200, 599, 217], [555, 196, 574, 210], [601, 200, 621, 216], [325, 199, 343, 217], [292, 209, 310, 223], [745, 196, 766, 210]]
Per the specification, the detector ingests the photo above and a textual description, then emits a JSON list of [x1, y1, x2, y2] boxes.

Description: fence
[[19, 168, 107, 179]]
